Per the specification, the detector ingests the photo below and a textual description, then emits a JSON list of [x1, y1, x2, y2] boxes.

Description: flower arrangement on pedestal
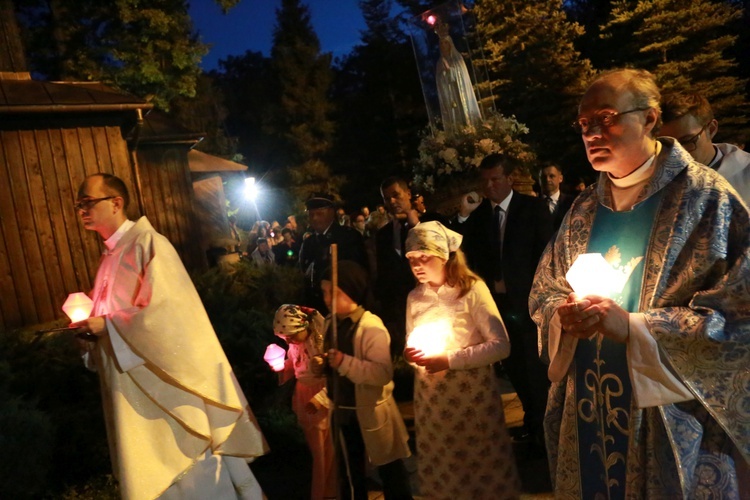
[[412, 111, 536, 195]]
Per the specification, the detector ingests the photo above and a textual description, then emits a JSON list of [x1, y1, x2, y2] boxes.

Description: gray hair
[[591, 68, 662, 136]]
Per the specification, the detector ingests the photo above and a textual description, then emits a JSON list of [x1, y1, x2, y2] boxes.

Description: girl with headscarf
[[404, 221, 520, 499], [273, 304, 336, 499]]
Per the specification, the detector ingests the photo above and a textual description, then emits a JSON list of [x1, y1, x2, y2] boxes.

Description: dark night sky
[[188, 0, 369, 70]]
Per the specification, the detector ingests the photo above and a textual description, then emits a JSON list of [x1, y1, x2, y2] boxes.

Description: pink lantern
[[62, 293, 94, 323], [264, 344, 286, 372]]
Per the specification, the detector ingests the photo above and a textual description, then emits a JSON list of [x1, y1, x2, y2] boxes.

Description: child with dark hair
[[312, 260, 412, 500]]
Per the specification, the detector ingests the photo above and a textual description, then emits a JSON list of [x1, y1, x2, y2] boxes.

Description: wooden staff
[[329, 244, 344, 499]]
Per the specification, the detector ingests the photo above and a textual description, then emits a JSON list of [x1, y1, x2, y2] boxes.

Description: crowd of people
[[69, 67, 748, 499]]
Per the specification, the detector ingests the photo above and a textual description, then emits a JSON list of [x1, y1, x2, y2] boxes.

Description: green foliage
[[192, 261, 305, 405], [600, 0, 749, 144], [0, 262, 306, 496], [268, 0, 338, 202], [59, 475, 119, 500], [330, 0, 429, 208], [213, 50, 281, 172], [0, 388, 54, 499], [0, 325, 111, 497], [169, 73, 239, 157], [16, 0, 207, 109], [473, 0, 595, 167]]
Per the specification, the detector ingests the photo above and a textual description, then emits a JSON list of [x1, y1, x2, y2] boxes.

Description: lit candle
[[406, 319, 451, 357], [565, 253, 620, 298], [264, 344, 286, 372], [62, 293, 94, 323]]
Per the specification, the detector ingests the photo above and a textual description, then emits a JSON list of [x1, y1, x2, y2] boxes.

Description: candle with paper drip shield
[[565, 253, 625, 298], [264, 344, 287, 372], [62, 293, 94, 323], [406, 319, 452, 357]]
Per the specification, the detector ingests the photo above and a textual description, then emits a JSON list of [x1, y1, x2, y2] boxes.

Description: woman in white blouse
[[403, 221, 520, 500]]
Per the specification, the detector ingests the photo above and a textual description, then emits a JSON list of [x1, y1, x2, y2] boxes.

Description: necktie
[[546, 196, 556, 214], [492, 205, 504, 280]]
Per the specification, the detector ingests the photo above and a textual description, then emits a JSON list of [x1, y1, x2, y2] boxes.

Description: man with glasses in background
[[661, 91, 750, 204], [530, 69, 749, 498]]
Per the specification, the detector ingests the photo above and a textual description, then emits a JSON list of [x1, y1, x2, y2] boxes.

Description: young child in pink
[[274, 304, 336, 499]]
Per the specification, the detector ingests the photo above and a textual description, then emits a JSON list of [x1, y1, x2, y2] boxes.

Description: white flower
[[439, 147, 458, 163], [477, 138, 496, 154]]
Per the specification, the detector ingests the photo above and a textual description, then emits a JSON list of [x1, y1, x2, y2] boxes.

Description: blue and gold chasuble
[[573, 192, 663, 500]]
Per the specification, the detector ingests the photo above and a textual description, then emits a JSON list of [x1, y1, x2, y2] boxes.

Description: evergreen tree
[[473, 0, 595, 167], [170, 73, 238, 158], [329, 0, 427, 207], [212, 50, 278, 168], [600, 0, 749, 143], [15, 0, 209, 109], [564, 0, 615, 69], [269, 0, 340, 205]]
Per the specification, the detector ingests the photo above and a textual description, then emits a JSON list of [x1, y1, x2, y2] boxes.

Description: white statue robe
[[88, 217, 268, 499], [530, 139, 750, 498]]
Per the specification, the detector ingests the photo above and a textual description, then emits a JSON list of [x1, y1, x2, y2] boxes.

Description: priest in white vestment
[[72, 173, 268, 500]]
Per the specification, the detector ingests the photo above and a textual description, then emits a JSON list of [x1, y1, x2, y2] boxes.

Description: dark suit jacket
[[454, 193, 553, 313], [375, 220, 416, 314], [550, 192, 575, 232], [373, 213, 449, 343]]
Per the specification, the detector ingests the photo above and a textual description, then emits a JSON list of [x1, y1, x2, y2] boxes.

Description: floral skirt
[[414, 365, 520, 500]]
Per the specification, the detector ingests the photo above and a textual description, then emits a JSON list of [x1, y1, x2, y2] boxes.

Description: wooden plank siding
[[134, 146, 206, 272], [0, 115, 207, 330]]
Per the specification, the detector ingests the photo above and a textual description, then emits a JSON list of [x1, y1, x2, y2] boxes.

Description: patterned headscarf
[[405, 220, 462, 261], [273, 304, 324, 346]]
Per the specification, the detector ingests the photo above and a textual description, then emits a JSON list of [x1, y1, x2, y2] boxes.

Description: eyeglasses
[[74, 196, 115, 211], [572, 107, 651, 134], [678, 123, 709, 152]]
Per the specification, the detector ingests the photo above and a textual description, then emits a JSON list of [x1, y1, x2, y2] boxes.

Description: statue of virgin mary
[[435, 25, 482, 135]]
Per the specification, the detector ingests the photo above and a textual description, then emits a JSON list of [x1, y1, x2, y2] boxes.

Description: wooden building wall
[[134, 146, 206, 272], [0, 120, 206, 330]]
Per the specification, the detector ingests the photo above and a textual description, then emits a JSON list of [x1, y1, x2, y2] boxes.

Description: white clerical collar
[[608, 142, 660, 189], [708, 144, 723, 168], [104, 219, 135, 251], [491, 191, 513, 212]]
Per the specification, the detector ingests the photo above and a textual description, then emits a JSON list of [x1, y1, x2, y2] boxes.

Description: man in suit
[[454, 154, 554, 447], [299, 193, 368, 314], [375, 177, 423, 357], [538, 164, 575, 232]]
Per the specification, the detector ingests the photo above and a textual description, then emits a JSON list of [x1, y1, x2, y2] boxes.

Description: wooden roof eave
[[0, 102, 153, 114]]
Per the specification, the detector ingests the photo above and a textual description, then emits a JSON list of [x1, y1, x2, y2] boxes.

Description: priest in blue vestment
[[530, 68, 750, 498]]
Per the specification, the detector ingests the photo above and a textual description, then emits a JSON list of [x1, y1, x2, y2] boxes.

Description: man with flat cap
[[299, 193, 368, 314]]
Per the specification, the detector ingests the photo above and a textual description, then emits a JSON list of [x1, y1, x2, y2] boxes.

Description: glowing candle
[[406, 319, 451, 357], [565, 253, 620, 298], [264, 344, 286, 372], [62, 293, 94, 323]]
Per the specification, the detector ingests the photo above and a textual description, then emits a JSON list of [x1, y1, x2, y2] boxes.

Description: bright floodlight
[[244, 177, 258, 201], [426, 14, 437, 25]]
